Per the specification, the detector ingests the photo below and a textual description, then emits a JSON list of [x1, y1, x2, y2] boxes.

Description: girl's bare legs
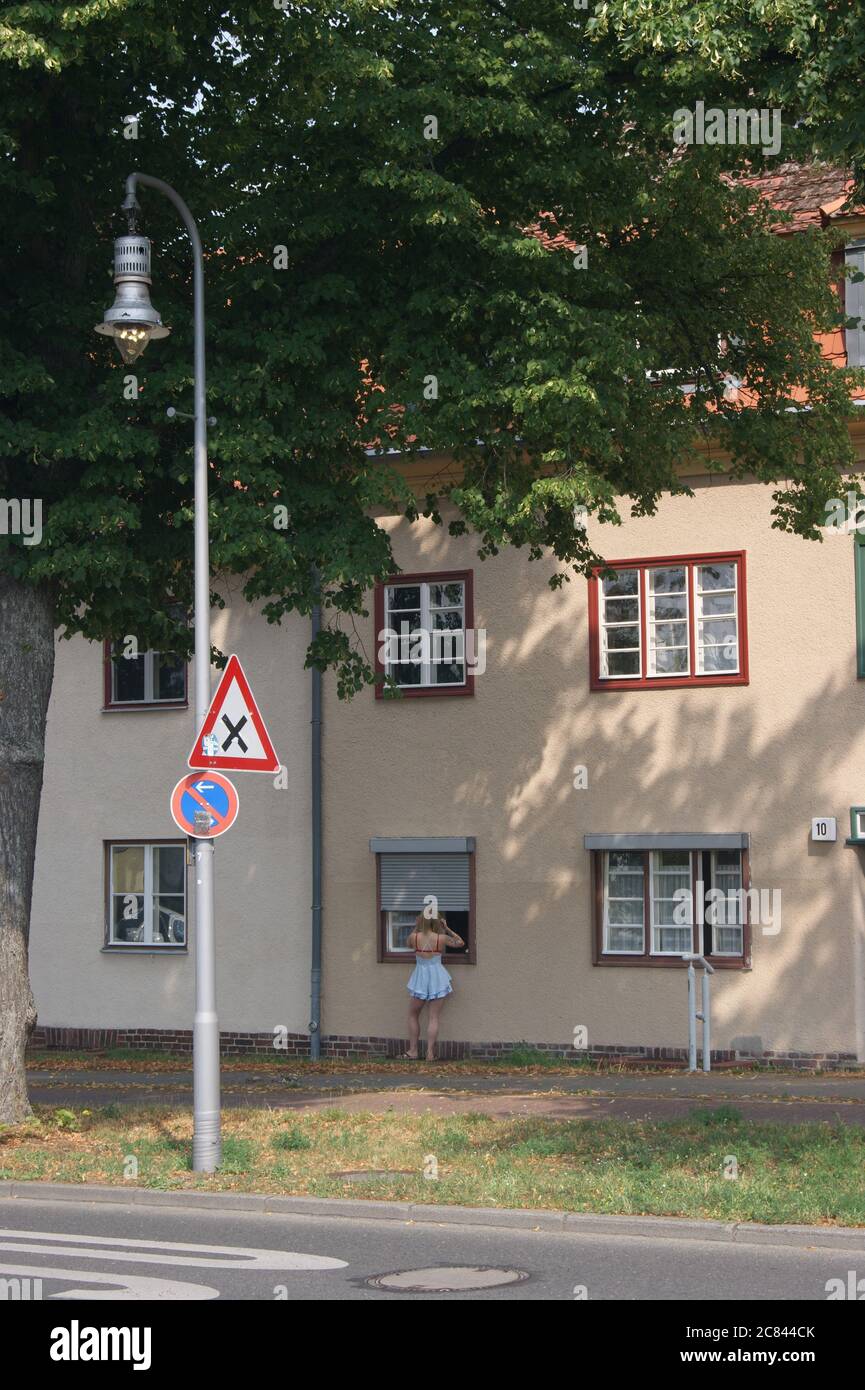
[[426, 997, 447, 1061], [406, 997, 425, 1058]]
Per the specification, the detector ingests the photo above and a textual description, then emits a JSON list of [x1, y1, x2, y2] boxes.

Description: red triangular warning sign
[[188, 654, 281, 774]]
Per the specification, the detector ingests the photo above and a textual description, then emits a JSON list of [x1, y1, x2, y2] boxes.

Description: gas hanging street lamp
[[95, 172, 221, 1173], [94, 232, 170, 364]]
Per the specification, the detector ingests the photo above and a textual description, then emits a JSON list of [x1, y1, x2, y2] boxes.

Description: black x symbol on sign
[[221, 713, 248, 753]]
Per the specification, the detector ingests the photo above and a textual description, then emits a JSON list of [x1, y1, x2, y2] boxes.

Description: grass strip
[[1, 1103, 864, 1226]]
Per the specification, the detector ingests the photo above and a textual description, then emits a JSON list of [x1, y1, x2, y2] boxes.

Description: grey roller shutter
[[370, 837, 475, 854], [845, 242, 865, 367], [379, 853, 471, 911]]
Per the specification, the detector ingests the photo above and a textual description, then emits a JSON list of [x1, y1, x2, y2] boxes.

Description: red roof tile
[[736, 162, 863, 232]]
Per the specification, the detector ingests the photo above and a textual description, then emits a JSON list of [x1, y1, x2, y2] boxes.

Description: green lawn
[[21, 1045, 628, 1071], [2, 1103, 864, 1226]]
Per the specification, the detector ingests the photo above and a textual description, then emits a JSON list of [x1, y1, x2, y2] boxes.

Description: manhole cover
[[330, 1170, 415, 1183], [366, 1266, 530, 1293]]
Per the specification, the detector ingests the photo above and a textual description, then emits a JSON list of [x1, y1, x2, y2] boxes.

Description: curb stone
[[1, 1180, 864, 1250]]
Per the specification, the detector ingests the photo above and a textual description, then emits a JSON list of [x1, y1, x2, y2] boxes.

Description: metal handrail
[[682, 953, 715, 1072]]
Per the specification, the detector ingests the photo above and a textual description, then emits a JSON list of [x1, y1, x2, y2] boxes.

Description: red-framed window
[[588, 551, 748, 691], [374, 569, 476, 699], [102, 641, 188, 710], [591, 847, 751, 969]]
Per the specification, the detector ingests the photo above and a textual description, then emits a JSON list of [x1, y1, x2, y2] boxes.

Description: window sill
[[376, 685, 474, 701], [381, 952, 474, 965], [595, 955, 750, 970], [591, 675, 747, 692], [102, 702, 188, 713], [101, 945, 188, 954]]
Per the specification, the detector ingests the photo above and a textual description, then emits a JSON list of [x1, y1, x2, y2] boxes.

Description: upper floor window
[[589, 552, 748, 690], [844, 240, 865, 368], [104, 642, 187, 709], [375, 570, 475, 698]]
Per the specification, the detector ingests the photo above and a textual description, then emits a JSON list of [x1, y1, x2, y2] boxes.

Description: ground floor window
[[588, 835, 750, 968], [105, 841, 187, 948], [371, 836, 476, 962], [384, 908, 471, 954]]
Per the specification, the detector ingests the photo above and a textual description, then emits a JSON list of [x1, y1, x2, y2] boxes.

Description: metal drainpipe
[[309, 596, 323, 1059]]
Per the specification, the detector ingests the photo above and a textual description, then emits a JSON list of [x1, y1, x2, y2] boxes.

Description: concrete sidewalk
[[23, 1064, 865, 1125]]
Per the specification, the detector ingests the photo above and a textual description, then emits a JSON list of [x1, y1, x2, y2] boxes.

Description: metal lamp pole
[[96, 173, 221, 1171]]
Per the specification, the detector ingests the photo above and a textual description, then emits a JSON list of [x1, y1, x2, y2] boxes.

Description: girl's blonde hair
[[414, 911, 446, 935]]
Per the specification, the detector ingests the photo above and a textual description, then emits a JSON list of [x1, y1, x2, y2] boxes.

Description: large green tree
[[587, 0, 865, 189], [0, 0, 858, 1122]]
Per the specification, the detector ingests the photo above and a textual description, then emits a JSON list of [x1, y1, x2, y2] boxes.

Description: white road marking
[[0, 1229, 347, 1270], [0, 1261, 218, 1300]]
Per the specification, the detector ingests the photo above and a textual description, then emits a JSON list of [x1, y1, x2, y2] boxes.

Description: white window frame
[[108, 842, 187, 948], [599, 571, 642, 680], [110, 647, 186, 705], [384, 580, 466, 688], [599, 846, 747, 960], [695, 564, 740, 676], [845, 240, 865, 369], [385, 909, 418, 954], [649, 850, 694, 955], [647, 566, 690, 679], [602, 850, 646, 954], [709, 849, 745, 957]]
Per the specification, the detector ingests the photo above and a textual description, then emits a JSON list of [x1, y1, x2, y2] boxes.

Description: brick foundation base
[[27, 1026, 859, 1071]]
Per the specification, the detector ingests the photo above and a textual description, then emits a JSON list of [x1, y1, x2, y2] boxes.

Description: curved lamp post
[[96, 173, 221, 1172]]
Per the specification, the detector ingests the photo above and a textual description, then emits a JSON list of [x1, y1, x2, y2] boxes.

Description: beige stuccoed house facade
[[319, 444, 865, 1066], [26, 163, 865, 1067], [27, 435, 865, 1068], [29, 592, 314, 1050]]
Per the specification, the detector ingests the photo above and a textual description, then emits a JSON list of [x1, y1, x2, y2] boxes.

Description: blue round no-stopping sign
[[170, 772, 239, 838]]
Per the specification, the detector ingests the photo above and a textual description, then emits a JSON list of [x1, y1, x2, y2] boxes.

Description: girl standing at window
[[403, 912, 464, 1061]]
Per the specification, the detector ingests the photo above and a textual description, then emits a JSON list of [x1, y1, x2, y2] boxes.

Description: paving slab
[[25, 1066, 865, 1099]]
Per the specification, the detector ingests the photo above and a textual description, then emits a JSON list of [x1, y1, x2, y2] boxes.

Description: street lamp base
[[192, 1113, 222, 1172]]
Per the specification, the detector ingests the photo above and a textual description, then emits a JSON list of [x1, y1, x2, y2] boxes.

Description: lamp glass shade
[[111, 323, 153, 364]]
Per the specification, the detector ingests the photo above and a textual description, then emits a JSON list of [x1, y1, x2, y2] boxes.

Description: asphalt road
[[0, 1194, 861, 1301]]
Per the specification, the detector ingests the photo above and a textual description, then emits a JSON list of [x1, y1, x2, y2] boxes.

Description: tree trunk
[[0, 576, 55, 1122]]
